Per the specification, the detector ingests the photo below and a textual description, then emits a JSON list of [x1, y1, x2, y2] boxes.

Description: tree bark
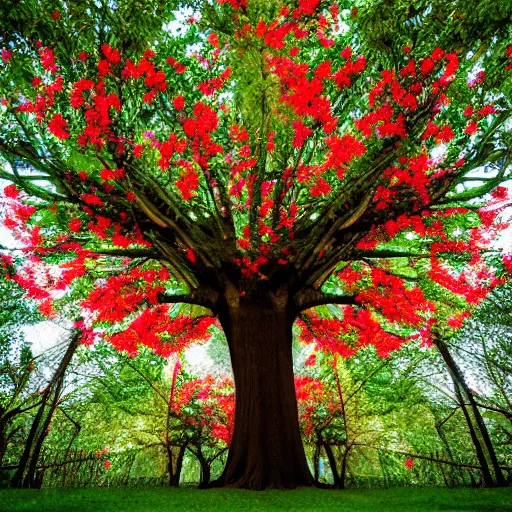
[[213, 291, 313, 490]]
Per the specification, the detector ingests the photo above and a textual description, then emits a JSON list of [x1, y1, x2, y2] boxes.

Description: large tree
[[0, 0, 511, 489]]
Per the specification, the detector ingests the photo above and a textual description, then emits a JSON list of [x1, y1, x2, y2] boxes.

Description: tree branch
[[157, 289, 219, 312], [354, 250, 430, 259], [294, 288, 355, 314]]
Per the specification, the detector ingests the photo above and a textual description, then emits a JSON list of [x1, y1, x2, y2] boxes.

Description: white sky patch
[[163, 7, 201, 36], [184, 344, 220, 377], [22, 321, 68, 357], [0, 225, 20, 248]]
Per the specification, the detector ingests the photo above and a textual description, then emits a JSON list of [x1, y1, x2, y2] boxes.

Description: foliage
[[0, 0, 510, 358]]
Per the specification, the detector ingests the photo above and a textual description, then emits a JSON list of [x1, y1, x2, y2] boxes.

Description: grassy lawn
[[1, 487, 511, 512]]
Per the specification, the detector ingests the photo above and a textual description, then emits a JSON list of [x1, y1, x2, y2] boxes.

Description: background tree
[[0, 274, 41, 468]]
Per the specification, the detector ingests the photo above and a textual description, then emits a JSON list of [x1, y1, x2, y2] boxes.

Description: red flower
[[310, 177, 331, 197], [39, 47, 56, 72], [207, 33, 220, 49], [100, 169, 116, 181], [463, 105, 473, 117], [70, 78, 94, 108], [173, 95, 185, 110], [133, 145, 143, 158], [52, 11, 60, 19], [305, 354, 317, 366], [101, 44, 120, 64], [112, 234, 131, 248], [292, 120, 312, 148], [81, 194, 103, 207], [1, 48, 11, 64], [186, 248, 196, 264], [176, 167, 199, 200], [492, 186, 507, 199], [39, 300, 54, 316], [465, 120, 478, 135], [405, 458, 414, 469], [340, 46, 352, 59], [431, 47, 444, 61], [4, 184, 19, 199], [420, 58, 435, 75], [48, 114, 70, 139], [69, 219, 82, 232]]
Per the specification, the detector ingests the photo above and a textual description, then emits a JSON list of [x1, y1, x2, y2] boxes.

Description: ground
[[1, 487, 512, 511]]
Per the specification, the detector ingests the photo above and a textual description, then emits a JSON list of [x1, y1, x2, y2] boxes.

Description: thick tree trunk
[[214, 294, 313, 490]]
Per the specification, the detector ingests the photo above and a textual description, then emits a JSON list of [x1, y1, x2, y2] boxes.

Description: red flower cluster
[[216, 0, 247, 11], [47, 113, 70, 139], [356, 268, 434, 326], [82, 266, 169, 323], [174, 374, 235, 445], [108, 307, 215, 357], [176, 163, 199, 200]]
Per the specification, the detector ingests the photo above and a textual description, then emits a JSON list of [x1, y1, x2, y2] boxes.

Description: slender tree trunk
[[434, 413, 466, 486], [0, 421, 7, 466], [435, 339, 506, 487], [174, 444, 186, 487], [10, 390, 50, 488], [214, 293, 313, 490], [11, 333, 79, 488], [322, 441, 342, 488], [191, 445, 213, 489], [313, 441, 321, 483], [339, 446, 350, 489], [453, 383, 495, 486], [167, 444, 186, 487], [333, 356, 349, 489], [199, 461, 211, 488], [23, 373, 65, 489]]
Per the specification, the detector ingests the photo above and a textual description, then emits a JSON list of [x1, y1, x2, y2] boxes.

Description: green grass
[[1, 487, 511, 512]]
